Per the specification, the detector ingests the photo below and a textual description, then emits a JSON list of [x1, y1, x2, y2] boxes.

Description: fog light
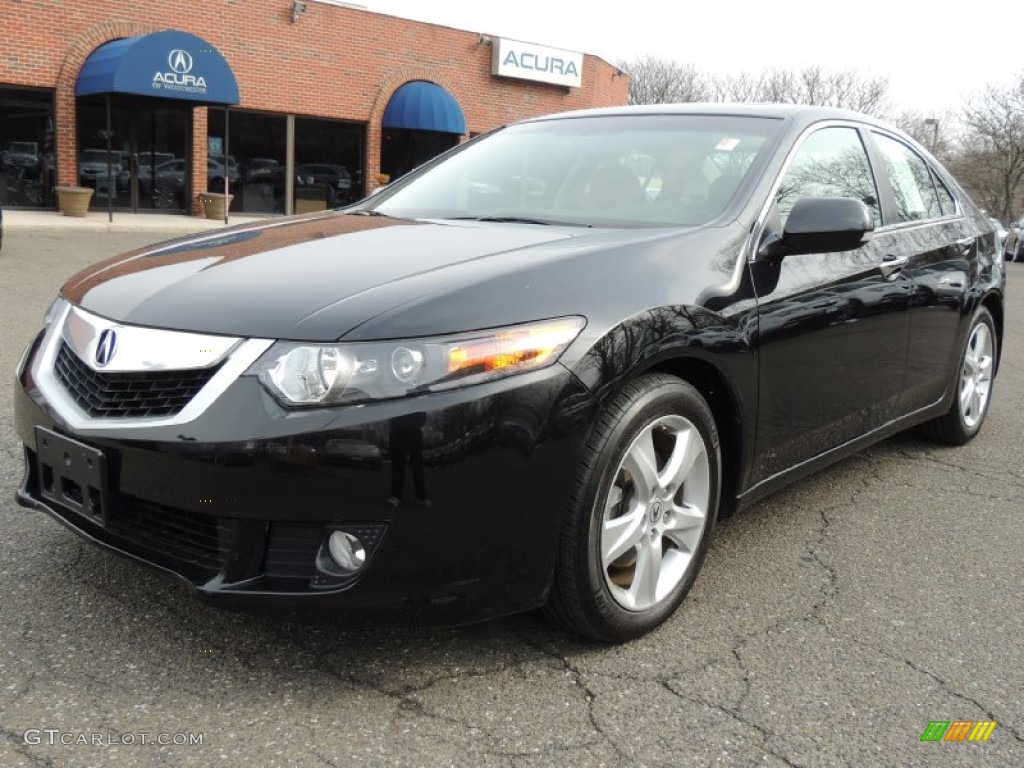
[[327, 530, 366, 572]]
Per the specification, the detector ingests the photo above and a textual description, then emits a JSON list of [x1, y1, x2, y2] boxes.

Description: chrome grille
[[54, 342, 221, 418]]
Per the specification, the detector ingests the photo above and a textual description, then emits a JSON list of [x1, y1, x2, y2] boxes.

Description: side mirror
[[760, 197, 874, 259]]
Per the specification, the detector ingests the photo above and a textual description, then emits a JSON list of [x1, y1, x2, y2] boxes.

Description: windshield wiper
[[448, 215, 591, 227], [471, 215, 551, 225]]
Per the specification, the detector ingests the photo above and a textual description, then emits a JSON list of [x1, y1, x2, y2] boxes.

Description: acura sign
[[492, 38, 583, 88], [153, 47, 209, 94]]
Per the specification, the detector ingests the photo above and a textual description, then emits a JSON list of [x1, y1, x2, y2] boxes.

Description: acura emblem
[[168, 49, 193, 74], [95, 329, 118, 368], [649, 500, 663, 525]]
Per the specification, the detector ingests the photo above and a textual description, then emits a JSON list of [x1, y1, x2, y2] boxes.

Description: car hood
[[62, 211, 624, 341]]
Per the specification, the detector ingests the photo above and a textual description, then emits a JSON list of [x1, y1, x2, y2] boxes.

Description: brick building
[[0, 0, 627, 216]]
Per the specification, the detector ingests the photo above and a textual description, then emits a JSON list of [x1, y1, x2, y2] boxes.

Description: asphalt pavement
[[0, 228, 1021, 767]]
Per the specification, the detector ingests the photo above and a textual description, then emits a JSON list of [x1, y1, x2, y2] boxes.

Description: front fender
[[565, 305, 759, 503]]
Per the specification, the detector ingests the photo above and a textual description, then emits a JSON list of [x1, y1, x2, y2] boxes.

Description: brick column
[[191, 107, 208, 216]]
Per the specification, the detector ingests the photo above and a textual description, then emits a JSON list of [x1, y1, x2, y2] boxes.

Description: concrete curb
[[2, 209, 269, 235]]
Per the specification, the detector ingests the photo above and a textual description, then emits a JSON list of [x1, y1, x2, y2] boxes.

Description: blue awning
[[76, 31, 239, 105], [382, 81, 466, 134]]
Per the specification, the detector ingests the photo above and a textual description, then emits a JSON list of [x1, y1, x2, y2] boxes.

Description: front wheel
[[920, 306, 997, 445], [546, 374, 721, 642]]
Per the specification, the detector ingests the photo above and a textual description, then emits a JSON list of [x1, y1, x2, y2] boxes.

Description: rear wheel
[[546, 374, 721, 642], [920, 307, 997, 445]]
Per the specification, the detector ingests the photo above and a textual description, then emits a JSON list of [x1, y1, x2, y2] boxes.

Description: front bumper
[[14, 321, 598, 625]]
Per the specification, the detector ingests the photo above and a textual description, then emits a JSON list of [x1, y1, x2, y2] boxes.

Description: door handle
[[880, 254, 909, 278]]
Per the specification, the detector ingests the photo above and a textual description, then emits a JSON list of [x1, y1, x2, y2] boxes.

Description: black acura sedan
[[14, 105, 1004, 641]]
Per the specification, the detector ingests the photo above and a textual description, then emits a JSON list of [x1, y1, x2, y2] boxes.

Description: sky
[[359, 0, 1018, 118]]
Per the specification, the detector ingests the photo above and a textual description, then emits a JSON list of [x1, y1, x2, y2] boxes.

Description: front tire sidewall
[[581, 379, 721, 640]]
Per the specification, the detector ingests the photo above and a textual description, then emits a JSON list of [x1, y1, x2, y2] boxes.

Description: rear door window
[[872, 133, 944, 222]]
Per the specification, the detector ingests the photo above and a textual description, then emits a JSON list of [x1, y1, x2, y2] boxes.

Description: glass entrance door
[[77, 96, 189, 212], [132, 106, 188, 211]]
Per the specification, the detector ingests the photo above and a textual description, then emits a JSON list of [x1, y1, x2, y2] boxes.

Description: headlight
[[248, 317, 585, 407], [41, 295, 66, 329], [16, 296, 66, 378]]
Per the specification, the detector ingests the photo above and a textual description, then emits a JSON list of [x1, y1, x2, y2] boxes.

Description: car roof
[[521, 102, 894, 131]]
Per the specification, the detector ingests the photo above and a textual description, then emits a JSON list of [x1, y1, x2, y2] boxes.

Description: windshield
[[9, 142, 37, 155], [369, 114, 781, 228]]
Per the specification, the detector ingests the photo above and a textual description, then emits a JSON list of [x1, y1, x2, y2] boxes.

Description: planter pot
[[55, 186, 94, 218], [197, 192, 233, 220]]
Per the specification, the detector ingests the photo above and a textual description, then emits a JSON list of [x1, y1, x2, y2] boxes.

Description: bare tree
[[891, 111, 952, 158], [619, 56, 713, 105], [715, 66, 890, 116], [947, 145, 1011, 219], [955, 78, 1024, 222], [620, 57, 890, 117]]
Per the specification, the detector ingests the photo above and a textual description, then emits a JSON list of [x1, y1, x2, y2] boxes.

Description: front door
[[751, 125, 912, 483]]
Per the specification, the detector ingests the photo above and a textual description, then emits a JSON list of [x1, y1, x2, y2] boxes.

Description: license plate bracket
[[35, 426, 109, 523]]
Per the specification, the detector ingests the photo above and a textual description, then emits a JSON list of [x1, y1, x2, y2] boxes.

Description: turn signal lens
[[446, 319, 585, 378]]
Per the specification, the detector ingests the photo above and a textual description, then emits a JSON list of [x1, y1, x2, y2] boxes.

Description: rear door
[[866, 131, 976, 413]]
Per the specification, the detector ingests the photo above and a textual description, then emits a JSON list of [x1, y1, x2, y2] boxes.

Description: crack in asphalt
[[846, 635, 1024, 746], [4, 671, 37, 705], [250, 622, 607, 762], [788, 464, 1024, 751], [528, 481, 857, 766], [896, 478, 1016, 504], [510, 631, 627, 764], [660, 678, 807, 768], [309, 746, 343, 767], [394, 688, 603, 760], [0, 727, 55, 767], [645, 463, 860, 768], [890, 445, 1024, 485]]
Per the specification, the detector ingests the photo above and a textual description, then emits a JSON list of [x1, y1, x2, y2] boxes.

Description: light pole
[[923, 118, 939, 153]]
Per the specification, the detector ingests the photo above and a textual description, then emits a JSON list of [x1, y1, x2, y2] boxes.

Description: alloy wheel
[[960, 321, 994, 428], [601, 414, 710, 611]]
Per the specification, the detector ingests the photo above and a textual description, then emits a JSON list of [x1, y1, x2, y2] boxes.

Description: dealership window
[[0, 86, 56, 209], [294, 116, 364, 212], [209, 110, 287, 214], [208, 111, 365, 215], [381, 129, 458, 183]]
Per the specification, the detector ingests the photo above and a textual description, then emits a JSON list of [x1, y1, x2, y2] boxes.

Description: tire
[[919, 307, 997, 445], [546, 374, 721, 642], [152, 182, 177, 209]]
